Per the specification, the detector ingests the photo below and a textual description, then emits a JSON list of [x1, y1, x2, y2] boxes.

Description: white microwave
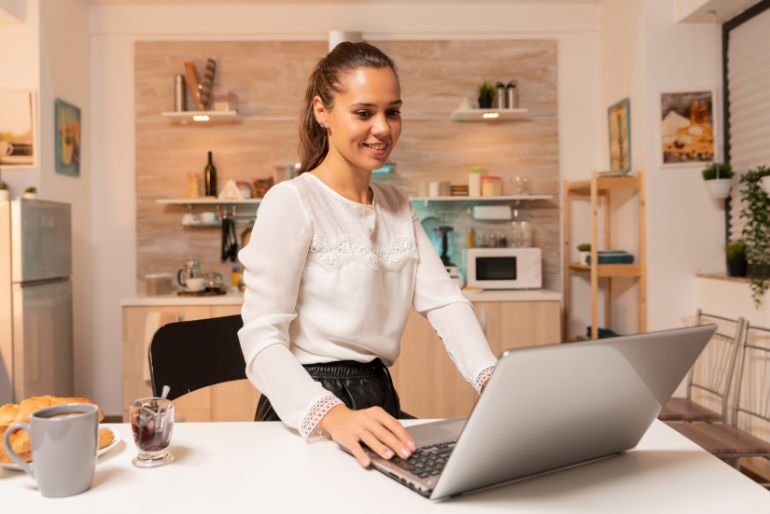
[[464, 247, 542, 290]]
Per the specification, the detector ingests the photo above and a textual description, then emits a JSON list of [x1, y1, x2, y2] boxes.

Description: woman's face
[[315, 67, 402, 172]]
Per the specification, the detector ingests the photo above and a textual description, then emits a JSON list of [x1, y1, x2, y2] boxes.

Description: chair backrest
[[148, 314, 246, 401], [686, 309, 745, 421], [733, 323, 770, 437]]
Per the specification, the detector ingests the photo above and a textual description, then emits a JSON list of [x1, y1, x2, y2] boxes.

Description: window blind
[[726, 7, 770, 239]]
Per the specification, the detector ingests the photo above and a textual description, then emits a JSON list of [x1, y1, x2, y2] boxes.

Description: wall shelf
[[160, 111, 241, 125], [450, 108, 528, 122], [410, 193, 553, 208], [410, 194, 553, 202], [156, 198, 260, 206]]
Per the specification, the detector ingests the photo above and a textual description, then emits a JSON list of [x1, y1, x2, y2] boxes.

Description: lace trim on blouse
[[308, 235, 416, 272], [473, 365, 496, 394], [299, 391, 344, 441]]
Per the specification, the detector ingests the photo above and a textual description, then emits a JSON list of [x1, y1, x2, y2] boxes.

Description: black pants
[[255, 358, 414, 422]]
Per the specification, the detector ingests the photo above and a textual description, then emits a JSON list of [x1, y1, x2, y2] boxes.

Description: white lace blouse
[[238, 172, 497, 440]]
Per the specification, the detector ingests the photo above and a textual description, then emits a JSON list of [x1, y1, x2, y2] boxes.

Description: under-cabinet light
[[193, 114, 210, 122], [482, 112, 500, 119]]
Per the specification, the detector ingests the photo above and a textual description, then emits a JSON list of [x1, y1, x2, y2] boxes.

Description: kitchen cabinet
[[390, 300, 561, 419], [123, 292, 560, 422], [122, 303, 259, 422]]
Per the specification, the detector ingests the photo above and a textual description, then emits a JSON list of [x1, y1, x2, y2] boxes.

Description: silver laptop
[[358, 325, 715, 499]]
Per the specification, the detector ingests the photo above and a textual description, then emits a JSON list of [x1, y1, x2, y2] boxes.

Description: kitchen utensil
[[495, 82, 506, 109], [184, 277, 206, 292], [436, 226, 456, 266], [200, 211, 219, 225], [506, 80, 519, 109], [144, 273, 173, 296], [468, 166, 485, 197], [186, 172, 200, 198], [130, 397, 174, 468], [206, 271, 225, 290], [481, 176, 503, 196], [177, 257, 202, 287], [3, 403, 99, 497], [221, 215, 239, 262], [511, 221, 534, 247], [511, 176, 529, 194], [199, 58, 217, 109], [174, 74, 186, 112]]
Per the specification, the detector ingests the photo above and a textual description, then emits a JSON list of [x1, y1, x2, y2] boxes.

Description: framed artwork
[[55, 98, 81, 177], [0, 90, 36, 167], [660, 90, 716, 166], [608, 97, 631, 173]]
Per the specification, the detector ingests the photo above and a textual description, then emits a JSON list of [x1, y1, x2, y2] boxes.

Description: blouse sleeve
[[238, 183, 342, 440], [411, 207, 498, 393]]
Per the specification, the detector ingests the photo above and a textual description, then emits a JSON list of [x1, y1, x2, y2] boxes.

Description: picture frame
[[608, 97, 631, 173], [660, 90, 716, 167], [55, 98, 81, 177], [0, 90, 36, 168]]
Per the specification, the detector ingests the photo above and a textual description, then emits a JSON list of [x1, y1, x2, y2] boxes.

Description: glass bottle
[[204, 151, 217, 197]]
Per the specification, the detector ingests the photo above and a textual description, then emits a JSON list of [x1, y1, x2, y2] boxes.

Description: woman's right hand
[[319, 404, 417, 468]]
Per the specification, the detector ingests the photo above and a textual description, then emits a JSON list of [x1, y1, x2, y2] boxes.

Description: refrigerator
[[0, 199, 74, 404]]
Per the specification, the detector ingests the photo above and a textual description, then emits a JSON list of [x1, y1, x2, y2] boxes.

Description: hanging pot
[[704, 178, 731, 199]]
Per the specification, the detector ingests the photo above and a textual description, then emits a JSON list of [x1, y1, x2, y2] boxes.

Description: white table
[[1, 420, 768, 513]]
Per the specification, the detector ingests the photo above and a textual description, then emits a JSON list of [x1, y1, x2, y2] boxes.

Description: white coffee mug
[[185, 277, 206, 292], [0, 141, 13, 156]]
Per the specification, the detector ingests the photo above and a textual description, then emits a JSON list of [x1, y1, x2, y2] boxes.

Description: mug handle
[[3, 423, 34, 476]]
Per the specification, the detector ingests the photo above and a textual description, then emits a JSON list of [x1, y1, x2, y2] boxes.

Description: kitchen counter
[[120, 288, 561, 307]]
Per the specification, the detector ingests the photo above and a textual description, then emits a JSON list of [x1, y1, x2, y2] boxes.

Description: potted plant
[[23, 186, 37, 199], [702, 162, 734, 199], [577, 243, 591, 265], [0, 181, 8, 202], [762, 175, 770, 196], [739, 165, 770, 306], [478, 81, 495, 109], [725, 239, 748, 278]]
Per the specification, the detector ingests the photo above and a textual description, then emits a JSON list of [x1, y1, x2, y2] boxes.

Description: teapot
[[177, 258, 202, 287]]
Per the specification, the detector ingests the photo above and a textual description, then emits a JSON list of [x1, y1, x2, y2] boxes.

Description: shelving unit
[[563, 171, 647, 340], [161, 111, 241, 125], [450, 107, 528, 122]]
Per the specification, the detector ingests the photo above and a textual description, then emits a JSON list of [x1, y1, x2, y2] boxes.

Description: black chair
[[148, 314, 246, 400]]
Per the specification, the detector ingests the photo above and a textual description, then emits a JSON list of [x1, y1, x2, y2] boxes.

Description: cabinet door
[[390, 309, 478, 419], [209, 305, 261, 421], [122, 305, 211, 421], [391, 301, 562, 420], [475, 300, 562, 352]]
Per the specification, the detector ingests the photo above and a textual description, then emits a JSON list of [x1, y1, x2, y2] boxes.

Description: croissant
[[0, 396, 109, 464]]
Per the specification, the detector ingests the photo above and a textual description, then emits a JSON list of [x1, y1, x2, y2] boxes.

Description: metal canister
[[506, 80, 519, 109], [174, 74, 186, 112], [495, 82, 506, 109]]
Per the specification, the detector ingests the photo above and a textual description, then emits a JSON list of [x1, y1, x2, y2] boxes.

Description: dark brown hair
[[297, 42, 398, 174]]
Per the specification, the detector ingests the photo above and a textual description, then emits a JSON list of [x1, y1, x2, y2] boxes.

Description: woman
[[238, 42, 497, 468]]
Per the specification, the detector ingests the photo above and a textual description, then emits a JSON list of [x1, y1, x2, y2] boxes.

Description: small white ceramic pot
[[704, 179, 731, 199]]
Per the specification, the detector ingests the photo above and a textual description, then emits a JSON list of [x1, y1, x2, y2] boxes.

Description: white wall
[[594, 0, 724, 337], [90, 2, 602, 414], [38, 0, 93, 403]]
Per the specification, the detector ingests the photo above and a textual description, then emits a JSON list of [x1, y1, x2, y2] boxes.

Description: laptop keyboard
[[391, 441, 456, 478]]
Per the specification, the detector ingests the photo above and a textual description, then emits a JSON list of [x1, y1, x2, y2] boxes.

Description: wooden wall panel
[[135, 39, 559, 290]]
